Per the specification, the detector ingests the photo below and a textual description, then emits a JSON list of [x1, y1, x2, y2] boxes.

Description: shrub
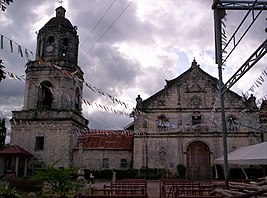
[[0, 185, 21, 198], [9, 177, 42, 192], [139, 167, 165, 179], [177, 164, 186, 178], [34, 166, 77, 197]]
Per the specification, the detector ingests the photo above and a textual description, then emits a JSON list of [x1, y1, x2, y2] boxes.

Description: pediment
[[187, 84, 205, 93]]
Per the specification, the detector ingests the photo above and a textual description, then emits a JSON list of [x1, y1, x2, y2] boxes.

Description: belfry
[[10, 6, 88, 169]]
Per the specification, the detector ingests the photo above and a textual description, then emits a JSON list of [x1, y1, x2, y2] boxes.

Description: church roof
[[0, 145, 33, 157], [45, 17, 73, 28], [140, 59, 242, 108], [75, 130, 133, 150], [41, 6, 73, 30]]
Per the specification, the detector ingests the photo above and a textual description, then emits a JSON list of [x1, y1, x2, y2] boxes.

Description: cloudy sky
[[0, 0, 266, 131]]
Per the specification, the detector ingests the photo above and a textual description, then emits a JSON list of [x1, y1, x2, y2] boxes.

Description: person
[[89, 173, 94, 184]]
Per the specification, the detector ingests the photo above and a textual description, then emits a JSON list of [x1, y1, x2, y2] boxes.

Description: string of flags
[[0, 33, 132, 111], [220, 14, 228, 68], [2, 67, 134, 119], [244, 66, 267, 98], [3, 65, 267, 135], [10, 103, 262, 137], [0, 34, 35, 61]]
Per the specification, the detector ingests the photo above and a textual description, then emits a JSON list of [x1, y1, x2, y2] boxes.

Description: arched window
[[37, 81, 53, 109], [75, 88, 81, 112], [63, 38, 68, 46], [62, 38, 68, 57], [37, 39, 43, 57], [47, 36, 54, 44], [157, 115, 168, 128], [227, 115, 239, 130]]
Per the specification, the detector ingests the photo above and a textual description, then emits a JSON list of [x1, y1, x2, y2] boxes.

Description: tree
[[0, 118, 6, 149], [34, 165, 77, 197], [1, 0, 13, 11]]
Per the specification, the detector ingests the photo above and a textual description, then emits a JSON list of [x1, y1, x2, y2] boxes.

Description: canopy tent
[[215, 142, 267, 165]]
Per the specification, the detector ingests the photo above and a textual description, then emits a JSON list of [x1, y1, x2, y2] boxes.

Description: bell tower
[[10, 7, 88, 168]]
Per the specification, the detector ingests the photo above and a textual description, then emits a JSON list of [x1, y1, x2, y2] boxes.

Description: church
[[132, 59, 262, 179], [1, 6, 265, 179]]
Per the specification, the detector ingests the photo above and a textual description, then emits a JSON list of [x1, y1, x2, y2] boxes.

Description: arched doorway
[[186, 141, 211, 180]]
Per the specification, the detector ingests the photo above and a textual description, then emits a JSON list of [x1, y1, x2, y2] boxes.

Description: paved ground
[[94, 180, 160, 198]]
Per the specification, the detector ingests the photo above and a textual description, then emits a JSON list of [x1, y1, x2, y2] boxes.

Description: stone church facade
[[7, 6, 265, 179], [132, 59, 262, 179]]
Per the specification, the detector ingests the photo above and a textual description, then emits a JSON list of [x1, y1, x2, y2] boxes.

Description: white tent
[[215, 142, 267, 165]]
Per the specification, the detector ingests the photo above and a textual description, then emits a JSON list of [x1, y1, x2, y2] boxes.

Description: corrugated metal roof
[[76, 130, 133, 150]]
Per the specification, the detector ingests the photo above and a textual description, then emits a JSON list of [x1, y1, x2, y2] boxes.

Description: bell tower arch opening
[[75, 87, 81, 113], [37, 81, 53, 110]]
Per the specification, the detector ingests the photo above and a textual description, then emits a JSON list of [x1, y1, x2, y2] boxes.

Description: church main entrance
[[186, 141, 211, 180]]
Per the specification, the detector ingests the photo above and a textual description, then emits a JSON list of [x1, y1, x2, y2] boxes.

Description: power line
[[79, 0, 117, 50], [79, 1, 134, 64]]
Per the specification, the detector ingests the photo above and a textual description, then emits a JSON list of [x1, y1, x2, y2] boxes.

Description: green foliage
[[115, 169, 139, 179], [84, 168, 165, 180], [177, 164, 186, 178], [9, 177, 42, 192], [0, 118, 6, 149], [84, 168, 139, 180], [139, 167, 166, 179], [34, 166, 77, 197], [0, 185, 21, 198]]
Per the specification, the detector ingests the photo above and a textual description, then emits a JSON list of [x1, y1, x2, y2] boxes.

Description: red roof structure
[[76, 130, 133, 150], [0, 145, 33, 157]]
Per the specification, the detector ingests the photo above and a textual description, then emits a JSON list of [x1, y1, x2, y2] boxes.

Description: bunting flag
[[0, 35, 3, 49], [9, 40, 13, 52], [18, 45, 23, 57], [244, 67, 267, 98], [0, 34, 34, 61]]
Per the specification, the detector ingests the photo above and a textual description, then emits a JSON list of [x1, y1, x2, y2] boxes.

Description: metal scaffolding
[[212, 0, 267, 188]]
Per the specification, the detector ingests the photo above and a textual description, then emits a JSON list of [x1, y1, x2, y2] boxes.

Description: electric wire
[[79, 1, 133, 64], [79, 0, 117, 50]]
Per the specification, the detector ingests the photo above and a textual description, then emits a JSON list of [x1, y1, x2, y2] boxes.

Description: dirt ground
[[93, 180, 160, 198]]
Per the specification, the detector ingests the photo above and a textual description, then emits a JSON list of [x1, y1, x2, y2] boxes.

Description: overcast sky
[[0, 0, 266, 131]]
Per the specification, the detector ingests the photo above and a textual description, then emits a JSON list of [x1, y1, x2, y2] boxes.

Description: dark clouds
[[0, 0, 266, 130]]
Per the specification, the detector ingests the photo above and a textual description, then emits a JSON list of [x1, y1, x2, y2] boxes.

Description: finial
[[191, 58, 198, 68]]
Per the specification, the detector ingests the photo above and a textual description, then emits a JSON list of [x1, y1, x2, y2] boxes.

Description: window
[[192, 115, 201, 125], [227, 115, 239, 130], [143, 120, 147, 128], [62, 38, 68, 57], [37, 81, 53, 109], [103, 158, 109, 168], [47, 36, 54, 44], [158, 115, 168, 128], [120, 158, 127, 168], [35, 136, 44, 150], [75, 88, 81, 112], [158, 100, 165, 106]]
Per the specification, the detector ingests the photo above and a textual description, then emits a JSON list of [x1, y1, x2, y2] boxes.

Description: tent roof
[[0, 145, 33, 157], [215, 142, 267, 165]]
